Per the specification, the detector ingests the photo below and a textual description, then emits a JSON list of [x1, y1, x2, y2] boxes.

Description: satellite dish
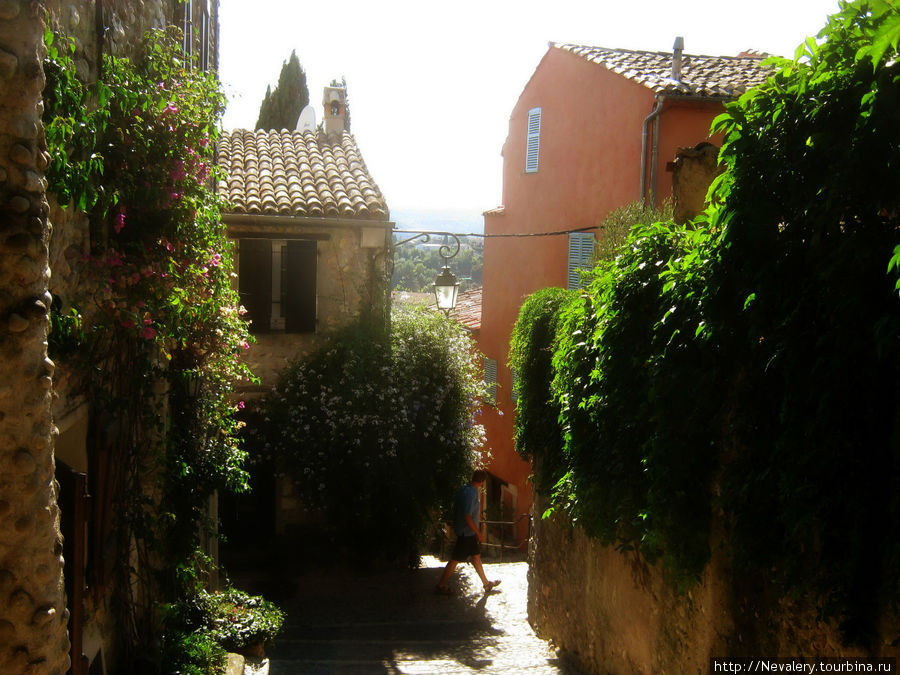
[[297, 105, 316, 132]]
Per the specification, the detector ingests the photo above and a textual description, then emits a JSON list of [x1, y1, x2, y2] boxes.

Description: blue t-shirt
[[454, 483, 480, 536]]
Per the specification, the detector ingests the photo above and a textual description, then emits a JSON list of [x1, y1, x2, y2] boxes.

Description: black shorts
[[450, 534, 480, 561]]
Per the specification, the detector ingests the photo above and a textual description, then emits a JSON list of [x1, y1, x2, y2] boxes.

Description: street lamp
[[433, 265, 460, 316], [393, 229, 463, 316]]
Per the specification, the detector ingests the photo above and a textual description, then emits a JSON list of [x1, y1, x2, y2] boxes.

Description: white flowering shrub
[[260, 305, 486, 561]]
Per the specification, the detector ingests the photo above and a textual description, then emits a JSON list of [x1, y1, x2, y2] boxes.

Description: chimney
[[672, 36, 684, 80], [323, 83, 346, 138]]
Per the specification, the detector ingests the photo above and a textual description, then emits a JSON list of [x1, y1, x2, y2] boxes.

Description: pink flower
[[121, 320, 135, 329], [238, 401, 245, 410], [209, 253, 222, 267], [241, 341, 250, 350], [140, 326, 157, 340], [170, 160, 186, 182], [161, 102, 179, 116]]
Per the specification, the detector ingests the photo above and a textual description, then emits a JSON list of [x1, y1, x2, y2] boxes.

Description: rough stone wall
[[528, 498, 900, 674], [672, 141, 721, 225], [0, 1, 71, 673]]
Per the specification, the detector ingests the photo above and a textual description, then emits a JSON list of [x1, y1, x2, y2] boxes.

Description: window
[[199, 1, 210, 71], [567, 232, 595, 290], [238, 239, 317, 333], [525, 107, 541, 173], [483, 357, 498, 405], [510, 367, 518, 403]]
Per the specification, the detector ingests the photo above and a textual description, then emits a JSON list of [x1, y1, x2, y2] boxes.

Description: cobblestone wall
[[0, 1, 70, 672]]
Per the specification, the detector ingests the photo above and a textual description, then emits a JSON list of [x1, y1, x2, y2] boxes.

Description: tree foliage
[[255, 50, 310, 131], [259, 305, 486, 562], [514, 0, 900, 643], [392, 237, 483, 293]]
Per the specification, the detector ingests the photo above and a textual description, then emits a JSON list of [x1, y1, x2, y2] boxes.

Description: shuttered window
[[238, 239, 317, 334], [567, 232, 595, 290], [483, 357, 498, 406], [510, 367, 519, 403], [525, 107, 541, 173]]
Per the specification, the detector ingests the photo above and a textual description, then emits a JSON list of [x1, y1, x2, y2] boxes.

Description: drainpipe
[[640, 94, 666, 207]]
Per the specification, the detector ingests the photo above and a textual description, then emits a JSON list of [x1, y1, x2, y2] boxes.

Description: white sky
[[218, 0, 842, 213]]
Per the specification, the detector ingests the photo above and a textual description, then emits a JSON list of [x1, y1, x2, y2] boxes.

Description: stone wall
[[528, 500, 900, 674], [0, 2, 70, 672], [1, 3, 222, 672], [672, 141, 721, 225]]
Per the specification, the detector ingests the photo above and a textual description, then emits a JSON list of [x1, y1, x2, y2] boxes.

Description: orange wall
[[478, 46, 728, 546]]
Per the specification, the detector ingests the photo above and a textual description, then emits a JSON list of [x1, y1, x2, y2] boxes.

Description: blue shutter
[[525, 107, 541, 173], [483, 358, 498, 405], [567, 232, 595, 290]]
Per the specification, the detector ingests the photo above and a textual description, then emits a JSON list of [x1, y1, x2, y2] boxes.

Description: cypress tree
[[255, 51, 310, 131]]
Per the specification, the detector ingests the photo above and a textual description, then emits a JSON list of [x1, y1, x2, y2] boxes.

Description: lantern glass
[[433, 266, 460, 312]]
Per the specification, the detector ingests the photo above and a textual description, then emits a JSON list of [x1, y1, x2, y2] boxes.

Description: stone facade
[[231, 221, 392, 393], [0, 2, 222, 673], [672, 141, 721, 225], [0, 2, 70, 673], [528, 498, 900, 673]]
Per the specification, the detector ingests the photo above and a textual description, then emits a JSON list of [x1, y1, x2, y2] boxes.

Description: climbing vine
[[44, 26, 265, 668]]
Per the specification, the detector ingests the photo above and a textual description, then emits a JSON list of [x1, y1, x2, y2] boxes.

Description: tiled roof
[[217, 129, 389, 220], [449, 287, 482, 333], [555, 43, 772, 99]]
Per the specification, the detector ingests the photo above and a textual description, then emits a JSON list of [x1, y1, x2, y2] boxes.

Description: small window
[[567, 232, 595, 290], [483, 357, 498, 406], [525, 107, 541, 173], [510, 367, 519, 403], [238, 239, 317, 333]]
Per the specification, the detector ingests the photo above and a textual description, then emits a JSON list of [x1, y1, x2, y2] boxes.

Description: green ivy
[[509, 287, 574, 496]]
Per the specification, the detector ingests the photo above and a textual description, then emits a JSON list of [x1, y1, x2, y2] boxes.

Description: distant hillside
[[391, 208, 484, 234]]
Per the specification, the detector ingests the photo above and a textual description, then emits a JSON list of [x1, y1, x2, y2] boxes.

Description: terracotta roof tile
[[218, 129, 389, 221], [449, 287, 482, 333], [555, 43, 772, 99]]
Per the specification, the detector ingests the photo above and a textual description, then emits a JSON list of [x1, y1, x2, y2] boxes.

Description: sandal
[[434, 585, 454, 596], [483, 580, 501, 592]]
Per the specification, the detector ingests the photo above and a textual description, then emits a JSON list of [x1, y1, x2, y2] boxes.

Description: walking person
[[435, 469, 501, 595]]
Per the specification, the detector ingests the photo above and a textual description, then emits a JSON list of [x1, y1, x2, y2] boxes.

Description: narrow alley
[[238, 556, 577, 674]]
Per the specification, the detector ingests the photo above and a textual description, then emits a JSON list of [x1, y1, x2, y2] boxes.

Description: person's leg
[[436, 560, 458, 590], [470, 554, 501, 591]]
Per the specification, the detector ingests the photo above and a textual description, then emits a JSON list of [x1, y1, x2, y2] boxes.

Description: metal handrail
[[480, 513, 531, 561]]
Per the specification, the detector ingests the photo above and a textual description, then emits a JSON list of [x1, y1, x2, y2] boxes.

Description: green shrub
[[163, 586, 284, 673], [260, 305, 486, 562], [509, 287, 575, 496]]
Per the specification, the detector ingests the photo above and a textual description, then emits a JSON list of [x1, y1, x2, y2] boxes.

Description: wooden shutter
[[525, 107, 541, 173], [284, 240, 317, 333], [483, 357, 498, 405], [567, 232, 595, 290], [238, 239, 272, 333]]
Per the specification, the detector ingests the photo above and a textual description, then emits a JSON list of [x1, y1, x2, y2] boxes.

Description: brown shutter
[[238, 239, 272, 333], [284, 240, 317, 333]]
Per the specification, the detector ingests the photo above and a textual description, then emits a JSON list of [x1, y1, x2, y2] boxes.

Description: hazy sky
[[218, 0, 842, 213]]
